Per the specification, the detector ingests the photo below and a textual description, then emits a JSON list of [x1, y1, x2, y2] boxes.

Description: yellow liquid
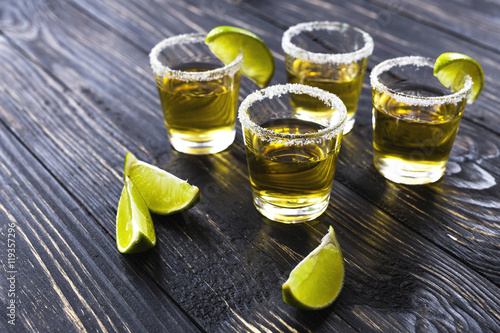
[[286, 57, 367, 128], [245, 118, 341, 212], [372, 83, 466, 184], [157, 63, 240, 144]]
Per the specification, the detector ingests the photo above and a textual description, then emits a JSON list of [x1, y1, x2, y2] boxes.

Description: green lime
[[205, 26, 275, 87], [124, 153, 201, 215], [282, 226, 345, 310], [116, 176, 156, 254], [434, 52, 484, 103]]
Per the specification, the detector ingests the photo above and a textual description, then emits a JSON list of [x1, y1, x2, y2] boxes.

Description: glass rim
[[370, 56, 473, 106], [149, 33, 243, 81], [238, 83, 347, 145], [281, 21, 374, 64]]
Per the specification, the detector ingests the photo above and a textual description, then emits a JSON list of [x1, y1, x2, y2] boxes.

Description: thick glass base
[[374, 155, 445, 185], [253, 194, 330, 224], [169, 130, 235, 155]]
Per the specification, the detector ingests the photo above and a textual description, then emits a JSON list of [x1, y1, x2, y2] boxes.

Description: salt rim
[[370, 56, 472, 107], [238, 83, 347, 145], [281, 21, 374, 64], [149, 33, 243, 81]]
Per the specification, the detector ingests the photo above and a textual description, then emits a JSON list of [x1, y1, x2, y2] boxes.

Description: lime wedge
[[434, 52, 484, 103], [124, 153, 201, 215], [282, 226, 345, 310], [205, 26, 275, 87], [116, 176, 156, 254]]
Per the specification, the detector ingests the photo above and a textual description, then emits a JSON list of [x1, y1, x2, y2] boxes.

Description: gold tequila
[[239, 83, 346, 223], [245, 118, 341, 215], [372, 82, 466, 184], [287, 58, 366, 124], [157, 63, 240, 146]]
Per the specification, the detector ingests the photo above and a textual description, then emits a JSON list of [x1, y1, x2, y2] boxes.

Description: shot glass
[[370, 56, 473, 185], [150, 33, 243, 155], [282, 21, 373, 134], [238, 83, 347, 223]]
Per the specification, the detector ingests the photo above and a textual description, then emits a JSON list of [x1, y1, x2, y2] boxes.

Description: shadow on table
[[334, 178, 440, 315]]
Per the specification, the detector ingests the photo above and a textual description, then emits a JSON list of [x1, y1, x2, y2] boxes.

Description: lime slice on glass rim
[[124, 153, 201, 215], [282, 226, 345, 310], [116, 176, 156, 254], [434, 52, 484, 103], [205, 26, 275, 87]]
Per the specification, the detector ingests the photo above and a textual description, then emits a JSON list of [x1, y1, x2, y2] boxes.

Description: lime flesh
[[124, 153, 201, 215], [282, 226, 345, 310], [205, 26, 275, 87], [116, 176, 156, 254], [434, 52, 484, 103]]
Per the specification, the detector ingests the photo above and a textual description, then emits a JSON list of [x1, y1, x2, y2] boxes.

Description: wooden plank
[[322, 187, 500, 332], [0, 0, 498, 331], [364, 0, 500, 54], [0, 107, 201, 331], [180, 159, 500, 331]]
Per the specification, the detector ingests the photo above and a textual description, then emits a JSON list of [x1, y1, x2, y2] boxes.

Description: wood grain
[[365, 0, 500, 54], [0, 85, 200, 331], [0, 0, 498, 331]]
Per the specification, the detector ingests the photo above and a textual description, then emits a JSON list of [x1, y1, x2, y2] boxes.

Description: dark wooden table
[[1, 0, 499, 332]]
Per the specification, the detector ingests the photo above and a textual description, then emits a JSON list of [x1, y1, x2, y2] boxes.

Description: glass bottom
[[253, 193, 330, 224], [169, 130, 235, 155], [374, 155, 446, 185]]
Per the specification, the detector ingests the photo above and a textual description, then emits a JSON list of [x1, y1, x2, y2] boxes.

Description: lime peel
[[205, 26, 275, 87], [282, 226, 345, 310], [433, 52, 484, 103]]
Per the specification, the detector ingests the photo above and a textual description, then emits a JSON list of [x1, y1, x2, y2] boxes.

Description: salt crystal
[[149, 33, 243, 81], [238, 84, 347, 145], [370, 56, 472, 106], [282, 21, 374, 65]]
